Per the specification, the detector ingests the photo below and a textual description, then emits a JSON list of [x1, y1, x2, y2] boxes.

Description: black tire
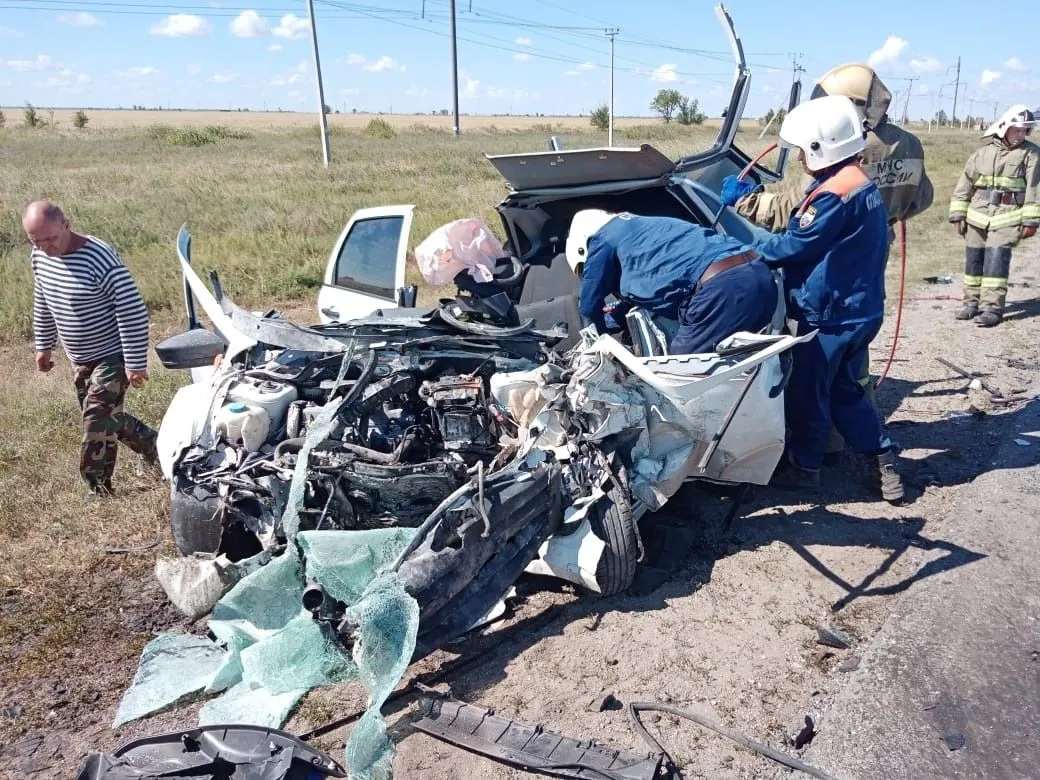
[[587, 483, 639, 597], [169, 477, 222, 556]]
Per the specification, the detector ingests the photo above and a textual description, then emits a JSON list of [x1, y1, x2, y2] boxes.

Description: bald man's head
[[23, 200, 73, 256]]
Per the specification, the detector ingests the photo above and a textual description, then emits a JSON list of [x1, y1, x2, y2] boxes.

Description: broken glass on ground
[[116, 529, 420, 780]]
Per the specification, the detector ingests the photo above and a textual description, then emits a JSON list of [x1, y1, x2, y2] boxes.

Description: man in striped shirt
[[25, 200, 159, 499]]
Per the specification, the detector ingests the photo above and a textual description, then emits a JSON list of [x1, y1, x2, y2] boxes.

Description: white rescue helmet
[[778, 95, 867, 172], [811, 63, 892, 130], [983, 104, 1036, 140], [565, 209, 615, 276]]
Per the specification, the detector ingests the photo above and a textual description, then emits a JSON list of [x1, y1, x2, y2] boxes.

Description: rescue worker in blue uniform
[[564, 210, 778, 355], [721, 94, 904, 503]]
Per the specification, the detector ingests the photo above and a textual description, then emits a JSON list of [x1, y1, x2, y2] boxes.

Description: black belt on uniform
[[696, 249, 759, 292]]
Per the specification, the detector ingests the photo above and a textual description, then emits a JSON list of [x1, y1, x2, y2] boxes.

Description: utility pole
[[791, 51, 805, 90], [306, 0, 331, 167], [449, 0, 460, 136], [901, 76, 918, 125], [950, 56, 961, 124], [605, 28, 619, 146]]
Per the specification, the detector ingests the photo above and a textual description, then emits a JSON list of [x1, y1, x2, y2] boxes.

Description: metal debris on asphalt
[[943, 732, 967, 751], [816, 625, 854, 650]]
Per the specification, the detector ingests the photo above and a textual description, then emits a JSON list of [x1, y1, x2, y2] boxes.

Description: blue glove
[[720, 175, 759, 207]]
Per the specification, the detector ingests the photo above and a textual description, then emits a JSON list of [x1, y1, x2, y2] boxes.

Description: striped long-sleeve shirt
[[31, 236, 150, 372]]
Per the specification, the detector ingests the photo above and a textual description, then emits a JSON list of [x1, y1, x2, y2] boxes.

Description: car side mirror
[[155, 328, 226, 370], [397, 285, 417, 308]]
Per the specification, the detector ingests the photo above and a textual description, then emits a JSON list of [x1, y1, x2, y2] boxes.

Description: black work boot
[[875, 451, 905, 504], [976, 309, 1002, 328], [955, 301, 979, 320], [769, 452, 821, 492]]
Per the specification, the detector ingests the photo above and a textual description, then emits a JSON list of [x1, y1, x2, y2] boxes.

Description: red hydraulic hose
[[740, 141, 779, 179], [875, 219, 907, 389]]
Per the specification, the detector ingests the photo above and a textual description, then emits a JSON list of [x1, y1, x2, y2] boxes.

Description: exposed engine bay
[[170, 321, 576, 563]]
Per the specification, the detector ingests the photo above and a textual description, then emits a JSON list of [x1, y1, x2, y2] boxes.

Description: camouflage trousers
[[72, 355, 158, 491]]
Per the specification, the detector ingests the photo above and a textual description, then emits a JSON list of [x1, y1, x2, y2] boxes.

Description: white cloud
[[867, 36, 908, 67], [267, 43, 283, 52], [287, 90, 300, 98], [1004, 57, 1029, 73], [187, 63, 203, 74], [981, 69, 1001, 86], [340, 87, 360, 96], [461, 73, 480, 99], [515, 36, 533, 46], [513, 89, 536, 100], [513, 53, 531, 62], [272, 61, 308, 86], [272, 73, 304, 86], [486, 86, 508, 98], [564, 69, 581, 77], [6, 55, 55, 72], [344, 54, 405, 73], [0, 25, 23, 37], [57, 12, 103, 28], [211, 71, 239, 83], [577, 61, 596, 71], [272, 13, 309, 39], [364, 56, 405, 73], [230, 10, 268, 38], [150, 14, 212, 38], [44, 72, 90, 87], [909, 56, 943, 73], [650, 63, 679, 82], [125, 66, 159, 77], [42, 72, 88, 88]]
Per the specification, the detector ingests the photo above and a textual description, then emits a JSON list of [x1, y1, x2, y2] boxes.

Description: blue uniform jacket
[[578, 213, 749, 332], [752, 164, 889, 327]]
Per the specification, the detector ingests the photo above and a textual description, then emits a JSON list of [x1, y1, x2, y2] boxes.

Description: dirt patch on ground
[[3, 242, 1039, 779]]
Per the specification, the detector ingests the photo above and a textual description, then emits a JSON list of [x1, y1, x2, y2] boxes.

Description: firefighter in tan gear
[[948, 105, 1039, 327], [730, 64, 934, 235]]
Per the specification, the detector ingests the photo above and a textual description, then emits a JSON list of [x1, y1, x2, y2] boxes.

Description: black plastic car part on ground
[[411, 695, 663, 780], [74, 725, 346, 779]]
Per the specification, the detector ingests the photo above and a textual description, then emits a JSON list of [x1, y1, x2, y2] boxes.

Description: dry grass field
[[2, 107, 737, 131], [0, 114, 996, 774]]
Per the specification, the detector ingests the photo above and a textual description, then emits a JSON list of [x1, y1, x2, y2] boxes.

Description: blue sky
[[1, 0, 1037, 119]]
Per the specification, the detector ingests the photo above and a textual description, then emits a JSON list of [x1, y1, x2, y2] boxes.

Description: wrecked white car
[[151, 4, 807, 661], [155, 221, 808, 658]]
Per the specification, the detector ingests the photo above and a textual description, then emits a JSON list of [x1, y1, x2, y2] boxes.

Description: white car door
[[316, 205, 415, 324]]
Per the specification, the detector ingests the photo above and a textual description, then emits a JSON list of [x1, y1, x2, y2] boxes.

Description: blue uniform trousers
[[669, 259, 778, 355], [785, 318, 893, 470]]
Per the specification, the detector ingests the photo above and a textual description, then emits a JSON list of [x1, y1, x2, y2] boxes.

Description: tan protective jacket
[[737, 117, 934, 232], [948, 138, 1040, 230]]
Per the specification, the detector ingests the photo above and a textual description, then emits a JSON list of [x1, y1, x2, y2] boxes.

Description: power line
[[318, 0, 733, 84]]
